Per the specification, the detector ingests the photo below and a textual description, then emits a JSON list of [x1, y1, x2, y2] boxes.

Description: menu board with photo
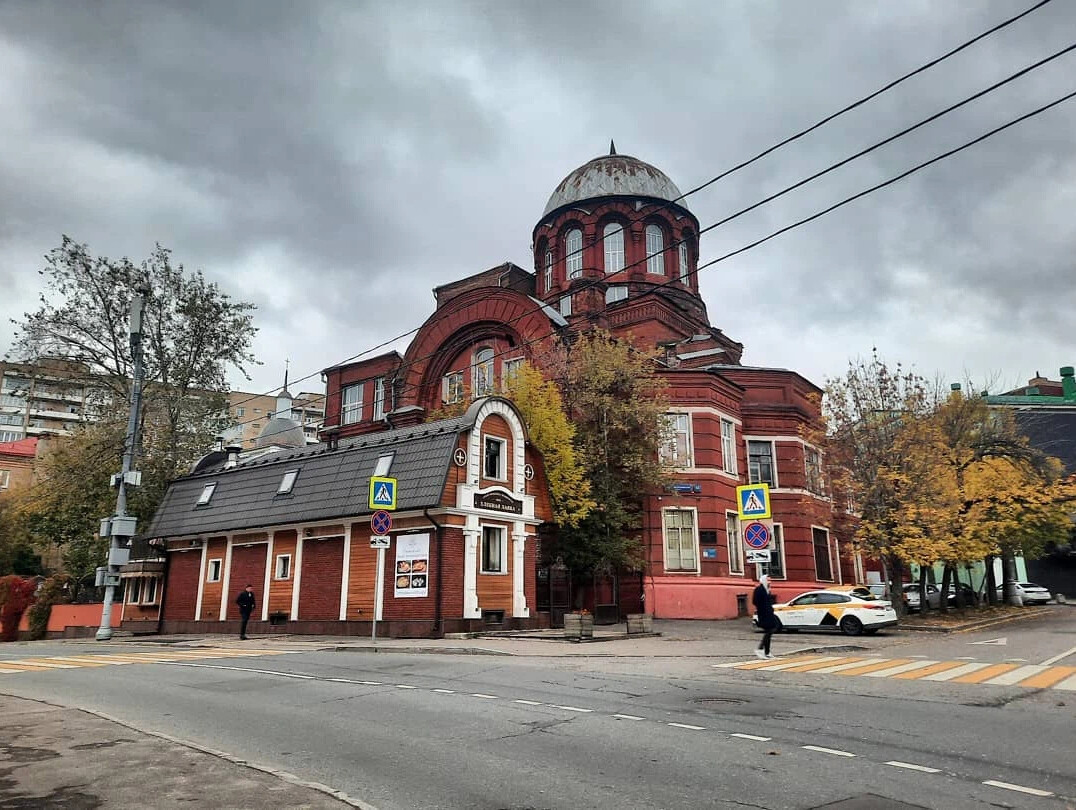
[[393, 532, 430, 598]]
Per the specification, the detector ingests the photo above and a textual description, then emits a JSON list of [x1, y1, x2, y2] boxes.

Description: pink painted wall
[[645, 578, 827, 619], [17, 603, 122, 633]]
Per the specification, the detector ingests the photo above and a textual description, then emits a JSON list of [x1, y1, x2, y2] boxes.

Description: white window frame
[[503, 357, 523, 387], [605, 285, 627, 304], [660, 412, 693, 467], [757, 523, 786, 580], [544, 250, 553, 292], [565, 228, 583, 279], [559, 294, 572, 317], [645, 224, 665, 275], [0, 469, 9, 490], [480, 524, 507, 574], [275, 554, 292, 580], [207, 558, 223, 583], [277, 469, 299, 495], [442, 371, 464, 405], [196, 482, 217, 506], [235, 407, 245, 418], [804, 446, 823, 494], [342, 383, 363, 425], [725, 511, 744, 575], [473, 348, 495, 397], [746, 439, 778, 487], [128, 578, 142, 604], [721, 419, 737, 475], [812, 526, 834, 582], [662, 507, 699, 573], [603, 222, 624, 275], [483, 435, 507, 481], [678, 239, 690, 282], [142, 577, 158, 604], [373, 377, 385, 421], [374, 453, 394, 477]]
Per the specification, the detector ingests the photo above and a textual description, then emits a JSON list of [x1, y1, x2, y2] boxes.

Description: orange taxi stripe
[[833, 658, 916, 676], [950, 663, 1020, 684], [891, 661, 968, 680], [1018, 666, 1076, 689]]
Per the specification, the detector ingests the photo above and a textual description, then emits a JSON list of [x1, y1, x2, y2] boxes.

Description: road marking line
[[954, 657, 977, 660], [1018, 666, 1076, 689], [1003, 658, 1027, 663], [834, 658, 916, 677], [395, 684, 416, 689], [734, 655, 831, 670], [757, 656, 852, 672], [769, 656, 849, 673], [1053, 673, 1076, 691], [802, 745, 856, 757], [863, 660, 939, 678], [984, 665, 1047, 686], [39, 656, 111, 667], [6, 659, 78, 669], [613, 714, 644, 720], [357, 681, 383, 686], [712, 660, 759, 668], [554, 705, 593, 713], [0, 667, 28, 673], [667, 722, 705, 730], [885, 761, 940, 774], [0, 662, 54, 671], [730, 733, 770, 741], [514, 699, 544, 706], [920, 662, 990, 682], [982, 780, 1053, 797], [326, 677, 361, 683], [805, 659, 882, 675], [164, 662, 314, 679], [431, 689, 455, 694], [950, 663, 1019, 684], [471, 693, 498, 699], [1040, 645, 1076, 667], [892, 661, 967, 680], [44, 656, 132, 666]]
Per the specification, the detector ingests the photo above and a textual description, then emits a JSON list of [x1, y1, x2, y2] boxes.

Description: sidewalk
[[0, 695, 355, 809]]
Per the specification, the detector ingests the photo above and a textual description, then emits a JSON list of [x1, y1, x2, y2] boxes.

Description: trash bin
[[736, 593, 749, 617]]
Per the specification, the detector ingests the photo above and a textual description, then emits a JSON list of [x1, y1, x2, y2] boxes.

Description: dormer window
[[277, 469, 299, 495], [646, 225, 665, 275], [565, 228, 583, 279], [603, 222, 624, 275], [196, 482, 217, 505], [374, 453, 394, 477], [474, 348, 495, 396]]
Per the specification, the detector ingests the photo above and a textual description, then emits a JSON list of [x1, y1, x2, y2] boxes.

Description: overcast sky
[[2, 0, 1074, 403]]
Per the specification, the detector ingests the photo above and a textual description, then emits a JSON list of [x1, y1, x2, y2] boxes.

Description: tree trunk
[[1001, 553, 1021, 606], [954, 566, 966, 610], [984, 555, 997, 606], [885, 555, 904, 616], [938, 564, 952, 614], [918, 566, 930, 614]]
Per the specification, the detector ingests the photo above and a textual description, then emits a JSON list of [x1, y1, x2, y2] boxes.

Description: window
[[726, 512, 744, 575], [374, 453, 394, 477], [748, 440, 776, 486], [342, 383, 363, 424], [235, 407, 245, 418], [663, 509, 697, 571], [143, 578, 158, 604], [481, 525, 505, 573], [503, 358, 523, 387], [768, 524, 785, 579], [373, 377, 385, 421], [207, 559, 222, 582], [813, 527, 833, 581], [253, 408, 261, 415], [0, 470, 9, 490], [721, 419, 737, 474], [277, 469, 299, 495], [129, 578, 142, 603], [483, 436, 506, 480], [678, 238, 690, 282], [0, 431, 23, 443], [473, 348, 494, 396], [443, 371, 464, 405], [275, 554, 292, 580], [645, 224, 665, 275], [603, 222, 624, 275], [544, 250, 553, 292], [660, 413, 693, 467], [0, 413, 23, 426], [565, 228, 583, 279], [559, 294, 572, 317], [805, 447, 823, 494], [605, 285, 627, 304], [196, 482, 217, 506]]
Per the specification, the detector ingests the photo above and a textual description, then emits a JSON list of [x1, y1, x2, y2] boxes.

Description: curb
[[901, 607, 1052, 635], [328, 645, 513, 656]]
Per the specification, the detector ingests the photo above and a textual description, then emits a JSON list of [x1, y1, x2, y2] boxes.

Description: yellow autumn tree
[[502, 361, 594, 528]]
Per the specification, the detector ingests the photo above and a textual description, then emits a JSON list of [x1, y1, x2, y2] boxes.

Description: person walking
[[236, 584, 256, 641], [753, 574, 778, 659]]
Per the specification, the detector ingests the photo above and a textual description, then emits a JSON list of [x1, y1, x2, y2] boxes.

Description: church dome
[[542, 147, 687, 217], [254, 417, 307, 450]]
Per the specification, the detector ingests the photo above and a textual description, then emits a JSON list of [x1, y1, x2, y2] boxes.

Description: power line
[[221, 0, 1053, 416]]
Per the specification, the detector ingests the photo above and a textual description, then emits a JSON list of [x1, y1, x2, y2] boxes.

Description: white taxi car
[[765, 588, 899, 636]]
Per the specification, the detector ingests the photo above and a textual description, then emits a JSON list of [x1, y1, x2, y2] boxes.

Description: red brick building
[[320, 147, 856, 621]]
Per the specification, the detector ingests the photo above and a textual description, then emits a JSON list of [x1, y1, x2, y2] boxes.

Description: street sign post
[[742, 521, 771, 549], [746, 549, 772, 564], [370, 535, 390, 548], [371, 510, 392, 535], [736, 483, 771, 520]]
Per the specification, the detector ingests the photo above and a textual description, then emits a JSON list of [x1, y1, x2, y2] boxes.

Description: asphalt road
[[3, 620, 1075, 810]]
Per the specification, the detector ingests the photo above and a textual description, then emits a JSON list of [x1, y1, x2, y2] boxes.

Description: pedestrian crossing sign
[[736, 483, 771, 519], [369, 476, 398, 510]]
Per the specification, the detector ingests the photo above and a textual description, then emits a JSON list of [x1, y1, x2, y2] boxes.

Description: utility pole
[[96, 284, 150, 641]]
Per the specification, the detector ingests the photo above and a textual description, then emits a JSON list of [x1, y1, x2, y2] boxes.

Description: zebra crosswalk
[[0, 647, 295, 675], [714, 654, 1076, 691]]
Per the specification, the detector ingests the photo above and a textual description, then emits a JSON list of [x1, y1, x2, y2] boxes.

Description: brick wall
[[162, 550, 200, 621], [298, 537, 344, 620], [224, 544, 267, 620]]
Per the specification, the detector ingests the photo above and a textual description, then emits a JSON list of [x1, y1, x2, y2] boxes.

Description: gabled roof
[[146, 399, 505, 539]]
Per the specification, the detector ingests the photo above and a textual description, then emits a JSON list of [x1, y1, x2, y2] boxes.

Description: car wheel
[[839, 616, 864, 636]]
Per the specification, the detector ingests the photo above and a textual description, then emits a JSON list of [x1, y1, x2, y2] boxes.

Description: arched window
[[645, 224, 665, 275], [544, 250, 553, 292], [565, 228, 583, 279], [678, 236, 691, 283], [473, 348, 494, 397], [603, 222, 624, 275]]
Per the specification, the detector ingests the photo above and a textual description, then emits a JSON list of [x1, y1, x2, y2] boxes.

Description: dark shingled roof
[[146, 400, 496, 539], [1013, 409, 1076, 475]]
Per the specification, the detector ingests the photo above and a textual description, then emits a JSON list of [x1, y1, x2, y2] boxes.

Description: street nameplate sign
[[369, 476, 398, 510], [370, 535, 391, 549], [746, 549, 771, 564], [736, 483, 771, 519]]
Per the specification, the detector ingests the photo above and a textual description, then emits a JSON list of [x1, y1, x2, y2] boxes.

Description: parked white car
[[996, 582, 1053, 605]]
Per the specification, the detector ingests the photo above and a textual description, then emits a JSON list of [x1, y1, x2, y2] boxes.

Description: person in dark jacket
[[753, 575, 778, 659], [236, 585, 256, 640]]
